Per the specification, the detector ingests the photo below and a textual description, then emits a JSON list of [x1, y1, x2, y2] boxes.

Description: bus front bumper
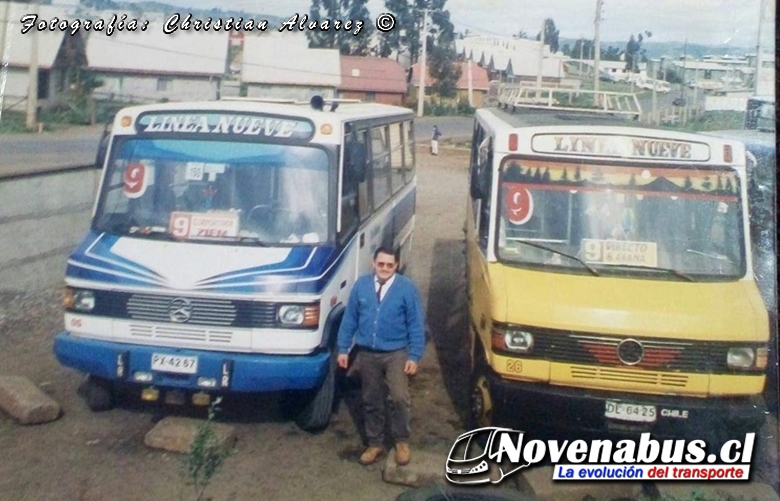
[[53, 331, 330, 392], [487, 371, 768, 437]]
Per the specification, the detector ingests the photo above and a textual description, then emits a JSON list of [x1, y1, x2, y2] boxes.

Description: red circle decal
[[123, 163, 146, 197], [505, 185, 533, 225]]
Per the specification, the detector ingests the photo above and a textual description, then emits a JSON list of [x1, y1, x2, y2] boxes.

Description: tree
[[380, 0, 454, 65], [625, 31, 652, 72], [602, 45, 622, 61], [516, 30, 530, 39], [307, 0, 374, 55], [572, 39, 595, 60], [535, 18, 559, 53], [426, 8, 460, 98]]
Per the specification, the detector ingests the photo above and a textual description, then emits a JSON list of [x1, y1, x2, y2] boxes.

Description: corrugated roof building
[[241, 32, 341, 101], [85, 23, 228, 103], [338, 56, 407, 105]]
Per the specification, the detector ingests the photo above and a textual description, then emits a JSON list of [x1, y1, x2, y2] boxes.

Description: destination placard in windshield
[[135, 112, 315, 140]]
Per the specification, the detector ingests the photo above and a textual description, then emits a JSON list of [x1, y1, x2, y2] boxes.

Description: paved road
[[0, 125, 104, 178]]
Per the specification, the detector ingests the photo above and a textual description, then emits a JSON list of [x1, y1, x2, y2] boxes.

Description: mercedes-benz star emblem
[[168, 298, 193, 323], [616, 338, 644, 365]]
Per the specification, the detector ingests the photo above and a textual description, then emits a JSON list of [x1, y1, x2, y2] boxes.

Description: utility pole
[[754, 0, 767, 94], [651, 59, 657, 125], [26, 0, 41, 131], [0, 0, 13, 122], [535, 18, 545, 98], [416, 8, 429, 118], [593, 0, 603, 96], [467, 58, 473, 106], [578, 37, 584, 78]]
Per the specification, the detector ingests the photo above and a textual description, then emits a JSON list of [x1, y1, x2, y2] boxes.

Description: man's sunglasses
[[375, 262, 396, 269]]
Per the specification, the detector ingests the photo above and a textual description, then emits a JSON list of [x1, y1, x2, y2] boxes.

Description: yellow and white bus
[[465, 92, 771, 439], [54, 96, 416, 431]]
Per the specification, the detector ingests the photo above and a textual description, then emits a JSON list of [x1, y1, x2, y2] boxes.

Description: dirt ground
[[0, 146, 474, 501], [0, 146, 778, 501]]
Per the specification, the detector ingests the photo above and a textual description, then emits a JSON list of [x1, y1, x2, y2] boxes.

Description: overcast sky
[[132, 0, 773, 47]]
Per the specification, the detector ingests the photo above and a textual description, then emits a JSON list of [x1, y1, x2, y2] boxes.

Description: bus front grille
[[569, 365, 689, 387]]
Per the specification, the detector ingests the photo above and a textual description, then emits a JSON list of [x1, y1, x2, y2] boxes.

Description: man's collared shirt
[[374, 274, 396, 302]]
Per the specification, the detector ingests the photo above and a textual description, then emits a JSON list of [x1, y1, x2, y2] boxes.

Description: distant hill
[[558, 37, 753, 60]]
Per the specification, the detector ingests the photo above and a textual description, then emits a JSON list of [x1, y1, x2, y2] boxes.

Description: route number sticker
[[123, 162, 152, 198], [582, 239, 658, 267], [169, 211, 240, 240], [505, 184, 534, 225]]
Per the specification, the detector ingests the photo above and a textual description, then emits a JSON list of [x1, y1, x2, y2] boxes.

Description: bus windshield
[[94, 138, 331, 245], [497, 158, 745, 280]]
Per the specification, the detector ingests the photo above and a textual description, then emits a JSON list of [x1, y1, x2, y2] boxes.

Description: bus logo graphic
[[168, 298, 193, 323], [446, 427, 530, 485]]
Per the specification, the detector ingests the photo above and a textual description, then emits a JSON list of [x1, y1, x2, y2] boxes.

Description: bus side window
[[339, 138, 360, 242], [403, 120, 415, 183], [476, 137, 493, 251], [354, 129, 371, 222], [389, 122, 404, 193], [469, 122, 486, 223], [370, 126, 391, 208]]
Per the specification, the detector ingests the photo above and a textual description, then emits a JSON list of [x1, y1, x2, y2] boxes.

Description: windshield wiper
[[237, 235, 269, 246], [513, 240, 600, 276], [597, 264, 695, 282], [127, 227, 175, 240], [686, 249, 735, 265]]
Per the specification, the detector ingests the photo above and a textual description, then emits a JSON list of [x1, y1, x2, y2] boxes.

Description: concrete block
[[518, 465, 642, 501], [144, 416, 237, 455], [382, 447, 446, 488], [0, 376, 61, 424], [655, 481, 780, 501]]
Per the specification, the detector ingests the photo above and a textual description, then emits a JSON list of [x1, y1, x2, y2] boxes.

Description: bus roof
[[478, 106, 645, 129], [476, 106, 747, 168], [113, 98, 415, 125]]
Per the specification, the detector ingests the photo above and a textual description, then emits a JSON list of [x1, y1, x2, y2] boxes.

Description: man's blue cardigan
[[336, 273, 426, 363]]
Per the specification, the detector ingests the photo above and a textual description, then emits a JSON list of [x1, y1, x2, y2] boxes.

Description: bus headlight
[[491, 325, 533, 353], [64, 288, 95, 312], [727, 347, 763, 370], [277, 304, 319, 328], [505, 330, 534, 352]]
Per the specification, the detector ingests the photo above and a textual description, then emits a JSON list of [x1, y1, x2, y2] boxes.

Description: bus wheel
[[470, 367, 496, 429], [78, 375, 114, 412], [291, 354, 336, 432]]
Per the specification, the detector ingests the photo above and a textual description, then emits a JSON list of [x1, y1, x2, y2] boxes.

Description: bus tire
[[469, 346, 500, 429], [293, 353, 336, 432], [78, 375, 114, 412]]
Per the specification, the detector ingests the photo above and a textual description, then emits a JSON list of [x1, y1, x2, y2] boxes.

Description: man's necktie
[[377, 282, 384, 303]]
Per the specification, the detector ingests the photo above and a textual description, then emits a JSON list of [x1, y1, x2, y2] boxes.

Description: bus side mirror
[[345, 141, 367, 183]]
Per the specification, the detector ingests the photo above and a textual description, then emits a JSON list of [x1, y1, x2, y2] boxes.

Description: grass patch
[[663, 110, 745, 132]]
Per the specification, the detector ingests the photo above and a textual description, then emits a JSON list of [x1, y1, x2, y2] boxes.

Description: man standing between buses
[[337, 246, 426, 466]]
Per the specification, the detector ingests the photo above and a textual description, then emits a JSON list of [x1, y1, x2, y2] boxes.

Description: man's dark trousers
[[357, 347, 410, 447]]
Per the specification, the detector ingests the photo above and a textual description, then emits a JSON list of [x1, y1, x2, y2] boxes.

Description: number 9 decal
[[505, 185, 533, 225], [123, 163, 148, 198]]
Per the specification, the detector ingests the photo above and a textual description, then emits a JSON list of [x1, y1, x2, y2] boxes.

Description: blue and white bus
[[53, 97, 417, 430]]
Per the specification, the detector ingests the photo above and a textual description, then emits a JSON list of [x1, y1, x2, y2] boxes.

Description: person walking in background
[[336, 246, 426, 467], [431, 125, 442, 155]]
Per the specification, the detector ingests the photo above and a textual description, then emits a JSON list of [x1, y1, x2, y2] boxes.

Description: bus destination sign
[[135, 112, 315, 139], [532, 134, 710, 161]]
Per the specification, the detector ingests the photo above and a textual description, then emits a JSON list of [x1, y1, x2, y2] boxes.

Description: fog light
[[197, 377, 217, 388], [192, 392, 211, 406], [134, 371, 153, 383], [141, 387, 160, 401]]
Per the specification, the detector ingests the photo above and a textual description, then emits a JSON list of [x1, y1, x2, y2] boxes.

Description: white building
[[0, 3, 84, 111], [86, 22, 229, 103], [456, 35, 566, 84], [241, 32, 341, 101]]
